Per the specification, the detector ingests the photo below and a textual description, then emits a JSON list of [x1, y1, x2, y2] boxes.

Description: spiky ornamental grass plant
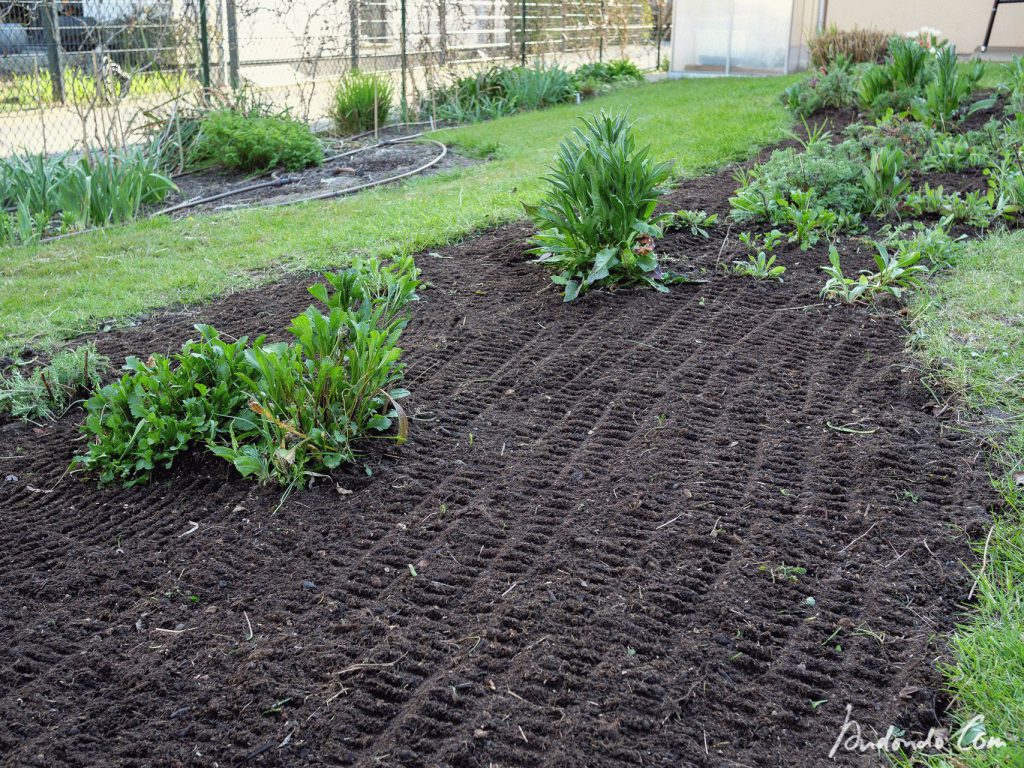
[[523, 110, 675, 301], [863, 144, 911, 216], [0, 150, 176, 244], [59, 150, 177, 230], [916, 47, 989, 130], [330, 70, 394, 135]]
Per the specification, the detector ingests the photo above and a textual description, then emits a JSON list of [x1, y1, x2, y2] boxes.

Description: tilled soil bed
[[0, 169, 995, 767]]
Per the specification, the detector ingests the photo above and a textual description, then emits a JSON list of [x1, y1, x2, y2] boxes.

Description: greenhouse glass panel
[[670, 0, 819, 75]]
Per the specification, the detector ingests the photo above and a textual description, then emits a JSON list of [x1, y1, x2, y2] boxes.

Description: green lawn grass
[[909, 231, 1024, 766], [0, 76, 794, 354]]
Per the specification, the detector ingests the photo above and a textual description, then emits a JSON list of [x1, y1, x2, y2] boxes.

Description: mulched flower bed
[[158, 133, 474, 216]]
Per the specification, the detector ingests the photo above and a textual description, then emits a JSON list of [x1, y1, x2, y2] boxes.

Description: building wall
[[824, 0, 1024, 52]]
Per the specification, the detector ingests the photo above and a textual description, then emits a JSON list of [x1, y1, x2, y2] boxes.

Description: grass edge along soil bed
[[0, 75, 794, 356], [907, 231, 1024, 768]]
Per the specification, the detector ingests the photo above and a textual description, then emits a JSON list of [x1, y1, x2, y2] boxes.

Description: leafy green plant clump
[[74, 257, 419, 489], [190, 110, 324, 173], [863, 144, 911, 215], [917, 46, 989, 129], [1000, 55, 1024, 114], [330, 70, 393, 135], [573, 59, 645, 96], [145, 84, 283, 174], [787, 33, 991, 124], [858, 36, 991, 124], [498, 64, 576, 111], [0, 149, 176, 245], [729, 136, 868, 228], [524, 110, 675, 301], [0, 344, 109, 421], [670, 209, 718, 238], [921, 132, 993, 172], [578, 59, 645, 83], [819, 226, 954, 303], [775, 188, 856, 250], [425, 67, 516, 122], [781, 56, 859, 118], [733, 230, 786, 280], [59, 150, 177, 230], [858, 35, 935, 115], [904, 184, 1000, 227], [425, 63, 576, 122], [820, 243, 925, 303]]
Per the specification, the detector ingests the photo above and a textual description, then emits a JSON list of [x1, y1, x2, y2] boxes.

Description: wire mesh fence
[[0, 0, 668, 156]]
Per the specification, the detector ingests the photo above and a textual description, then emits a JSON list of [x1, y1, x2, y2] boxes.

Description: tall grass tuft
[[496, 64, 575, 111], [426, 64, 575, 122], [0, 149, 176, 244], [809, 25, 893, 67], [330, 70, 393, 135], [59, 149, 177, 230]]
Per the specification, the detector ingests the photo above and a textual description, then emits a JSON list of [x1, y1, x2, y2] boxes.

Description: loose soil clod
[[0, 167, 994, 766]]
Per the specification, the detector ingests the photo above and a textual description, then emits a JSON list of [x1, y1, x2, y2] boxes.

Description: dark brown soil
[[160, 137, 475, 216], [0, 170, 995, 767]]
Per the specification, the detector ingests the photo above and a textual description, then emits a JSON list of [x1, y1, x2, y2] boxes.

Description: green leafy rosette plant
[[74, 257, 419, 492]]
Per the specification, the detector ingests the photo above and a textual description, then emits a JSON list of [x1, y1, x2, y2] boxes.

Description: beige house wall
[[825, 0, 1024, 52], [667, 0, 1024, 77]]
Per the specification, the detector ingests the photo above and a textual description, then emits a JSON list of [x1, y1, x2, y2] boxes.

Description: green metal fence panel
[[0, 0, 666, 156]]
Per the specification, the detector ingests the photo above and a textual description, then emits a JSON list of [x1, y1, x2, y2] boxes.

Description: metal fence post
[[437, 0, 447, 66], [198, 0, 211, 89], [400, 0, 408, 120], [598, 0, 604, 63], [519, 0, 527, 65], [350, 0, 359, 70], [655, 4, 661, 70], [40, 1, 64, 104], [225, 0, 240, 89]]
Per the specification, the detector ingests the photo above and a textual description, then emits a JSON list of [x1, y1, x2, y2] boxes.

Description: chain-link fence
[[0, 0, 669, 156]]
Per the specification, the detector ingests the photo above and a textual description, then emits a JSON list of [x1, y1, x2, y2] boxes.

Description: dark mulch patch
[[911, 169, 991, 196], [0, 166, 995, 767], [960, 91, 1006, 132], [158, 136, 474, 216]]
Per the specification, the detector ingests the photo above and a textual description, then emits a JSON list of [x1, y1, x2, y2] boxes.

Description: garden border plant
[[74, 256, 419, 494], [0, 344, 109, 422], [523, 109, 678, 301], [423, 59, 646, 124], [329, 70, 394, 135], [0, 149, 177, 246]]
